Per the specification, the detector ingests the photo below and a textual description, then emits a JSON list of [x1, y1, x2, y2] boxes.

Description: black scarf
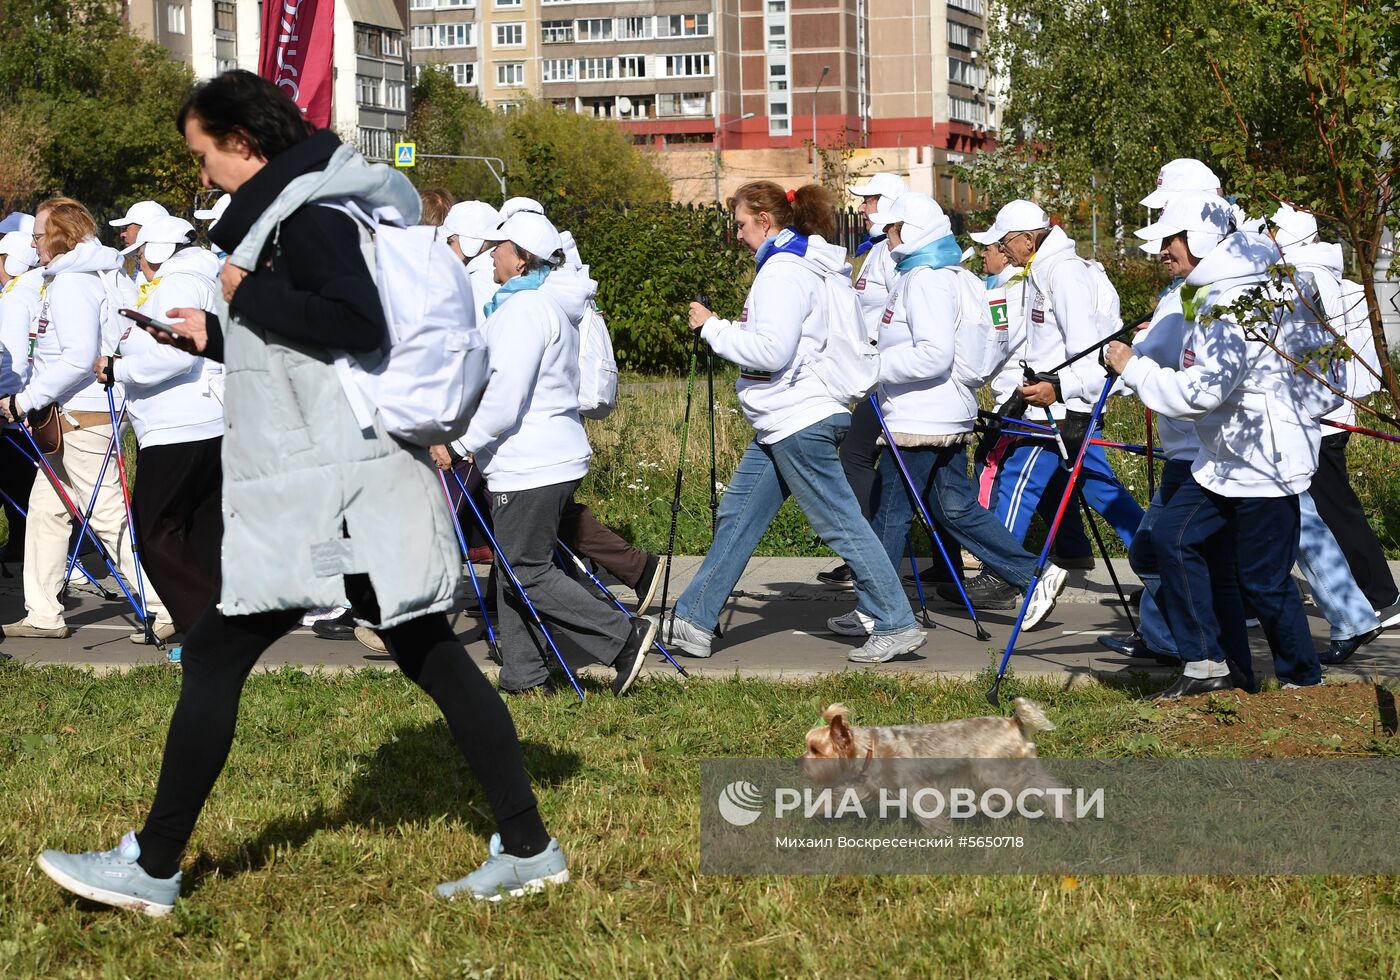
[[211, 129, 342, 255]]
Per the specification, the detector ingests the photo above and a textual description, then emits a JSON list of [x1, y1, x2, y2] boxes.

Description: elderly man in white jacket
[[1105, 193, 1327, 697]]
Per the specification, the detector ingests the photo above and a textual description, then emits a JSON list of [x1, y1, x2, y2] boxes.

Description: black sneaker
[[1096, 631, 1178, 665], [936, 573, 1020, 610], [633, 554, 664, 613], [311, 609, 357, 640], [902, 563, 960, 586], [612, 617, 657, 696], [816, 563, 856, 589]]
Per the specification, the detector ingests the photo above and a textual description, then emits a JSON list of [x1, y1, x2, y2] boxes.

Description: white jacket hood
[[154, 245, 222, 281], [1281, 240, 1344, 279], [1184, 232, 1279, 290], [788, 235, 850, 279], [44, 238, 123, 277], [540, 265, 598, 326], [1028, 225, 1078, 273]]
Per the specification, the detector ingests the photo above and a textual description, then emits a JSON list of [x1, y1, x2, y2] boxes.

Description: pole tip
[[984, 687, 1000, 707], [976, 627, 992, 642]]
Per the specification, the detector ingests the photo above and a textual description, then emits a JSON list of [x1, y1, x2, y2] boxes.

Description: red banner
[[258, 0, 335, 129]]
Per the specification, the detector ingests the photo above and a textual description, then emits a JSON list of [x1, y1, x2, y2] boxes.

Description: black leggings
[[135, 586, 547, 879]]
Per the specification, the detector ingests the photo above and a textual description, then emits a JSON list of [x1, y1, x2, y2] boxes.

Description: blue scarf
[[754, 228, 809, 272], [483, 267, 550, 318], [855, 233, 886, 257], [894, 233, 963, 273]]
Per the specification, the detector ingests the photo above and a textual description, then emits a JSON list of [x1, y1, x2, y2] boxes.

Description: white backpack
[[810, 268, 880, 403], [902, 265, 1010, 389], [1339, 278, 1380, 400], [577, 301, 619, 420], [330, 203, 489, 447]]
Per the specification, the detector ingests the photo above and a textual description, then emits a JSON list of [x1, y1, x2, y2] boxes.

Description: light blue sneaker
[[37, 831, 181, 917], [435, 834, 569, 902], [165, 645, 182, 665]]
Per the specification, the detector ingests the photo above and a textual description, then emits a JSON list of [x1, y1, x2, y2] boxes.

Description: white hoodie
[[457, 270, 593, 492], [0, 268, 43, 395], [113, 246, 225, 447], [1120, 232, 1322, 496], [877, 262, 993, 437], [17, 239, 134, 415], [1022, 226, 1120, 417], [700, 234, 851, 444], [854, 237, 896, 341], [987, 264, 1029, 408], [466, 250, 496, 321], [1127, 282, 1201, 461]]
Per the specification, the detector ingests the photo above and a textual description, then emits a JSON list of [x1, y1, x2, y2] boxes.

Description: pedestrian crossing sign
[[394, 142, 416, 168]]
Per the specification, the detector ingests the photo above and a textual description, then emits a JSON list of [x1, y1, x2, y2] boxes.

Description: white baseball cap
[[1140, 159, 1222, 209], [1270, 203, 1319, 249], [121, 215, 196, 264], [500, 197, 545, 219], [848, 173, 909, 201], [970, 200, 1050, 245], [1135, 192, 1234, 259], [194, 193, 231, 228], [867, 193, 952, 256], [493, 211, 563, 264], [442, 201, 503, 257], [109, 200, 170, 228], [559, 230, 584, 271], [0, 231, 37, 277], [0, 212, 34, 235]]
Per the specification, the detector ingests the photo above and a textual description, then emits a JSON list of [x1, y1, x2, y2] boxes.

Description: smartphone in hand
[[119, 308, 180, 336]]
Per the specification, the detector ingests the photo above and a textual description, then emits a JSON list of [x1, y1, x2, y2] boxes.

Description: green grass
[[2, 666, 1397, 976]]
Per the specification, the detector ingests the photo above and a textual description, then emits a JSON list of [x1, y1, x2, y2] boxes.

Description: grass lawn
[[3, 665, 1398, 977]]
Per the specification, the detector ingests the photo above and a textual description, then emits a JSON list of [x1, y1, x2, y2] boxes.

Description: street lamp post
[[714, 111, 757, 204], [811, 64, 830, 180]]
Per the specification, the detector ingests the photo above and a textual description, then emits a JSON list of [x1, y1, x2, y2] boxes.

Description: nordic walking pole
[[1145, 408, 1156, 500], [6, 427, 145, 617], [105, 385, 160, 649], [698, 293, 719, 538], [905, 534, 932, 628], [451, 466, 586, 700], [437, 469, 500, 662], [0, 484, 114, 596], [59, 405, 126, 602], [868, 396, 991, 641], [659, 335, 700, 627], [555, 538, 689, 677], [987, 374, 1116, 707], [1041, 409, 1136, 631]]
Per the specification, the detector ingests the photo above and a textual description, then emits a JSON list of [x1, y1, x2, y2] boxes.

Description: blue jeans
[[872, 444, 1037, 590], [1155, 476, 1320, 688], [1297, 491, 1380, 641], [1128, 459, 1193, 656], [996, 438, 1144, 547], [674, 414, 916, 635]]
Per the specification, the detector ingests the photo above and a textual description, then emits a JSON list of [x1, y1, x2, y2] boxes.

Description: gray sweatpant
[[489, 478, 632, 691]]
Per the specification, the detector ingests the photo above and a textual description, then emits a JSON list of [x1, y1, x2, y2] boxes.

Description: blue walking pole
[[868, 395, 992, 641], [905, 534, 931, 628], [0, 483, 113, 596], [986, 374, 1116, 707], [449, 466, 586, 701], [554, 537, 689, 677], [6, 427, 146, 618], [437, 469, 501, 663], [105, 386, 160, 648], [59, 406, 126, 602]]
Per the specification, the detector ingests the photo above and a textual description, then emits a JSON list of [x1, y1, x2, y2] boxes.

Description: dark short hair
[[177, 69, 313, 162]]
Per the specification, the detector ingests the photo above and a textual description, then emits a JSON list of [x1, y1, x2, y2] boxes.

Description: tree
[[0, 0, 198, 212], [1205, 0, 1400, 410]]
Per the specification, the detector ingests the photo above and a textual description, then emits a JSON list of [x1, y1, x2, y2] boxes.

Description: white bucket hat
[[500, 197, 545, 219], [442, 201, 503, 258], [121, 215, 195, 265], [1140, 159, 1222, 209], [848, 172, 909, 201], [1135, 192, 1234, 260], [0, 231, 38, 277], [970, 200, 1050, 245], [109, 200, 170, 229], [1270, 204, 1320, 250], [867, 193, 953, 257], [493, 211, 564, 264]]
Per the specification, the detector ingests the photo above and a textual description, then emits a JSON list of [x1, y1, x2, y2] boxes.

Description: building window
[[216, 56, 238, 73], [617, 16, 652, 40], [430, 62, 475, 86], [382, 30, 404, 58], [541, 20, 574, 42], [496, 62, 525, 87], [947, 21, 981, 49], [766, 0, 786, 11], [355, 25, 381, 56], [357, 75, 382, 106], [412, 22, 475, 48], [359, 127, 391, 160], [947, 95, 986, 125], [657, 92, 710, 116], [618, 55, 647, 79], [577, 18, 613, 42], [947, 0, 984, 12], [579, 57, 615, 81], [493, 22, 524, 47], [770, 117, 791, 135], [496, 0, 523, 6], [385, 79, 406, 110], [165, 2, 186, 34], [662, 53, 712, 77], [498, 102, 521, 114], [767, 23, 786, 52], [541, 58, 576, 82], [657, 13, 710, 38], [948, 57, 984, 88], [213, 0, 235, 34]]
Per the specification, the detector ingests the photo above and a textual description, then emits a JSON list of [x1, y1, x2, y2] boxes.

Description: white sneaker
[[301, 606, 345, 626], [827, 608, 875, 637], [650, 612, 712, 658], [849, 626, 926, 664], [1022, 564, 1068, 630]]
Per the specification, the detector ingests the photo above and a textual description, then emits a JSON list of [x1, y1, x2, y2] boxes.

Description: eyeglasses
[[996, 231, 1032, 255]]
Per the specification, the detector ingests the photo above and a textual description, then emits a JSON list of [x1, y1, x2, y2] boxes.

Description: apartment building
[[130, 0, 411, 161]]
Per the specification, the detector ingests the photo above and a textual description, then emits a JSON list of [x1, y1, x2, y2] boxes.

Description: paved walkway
[[3, 557, 1398, 687]]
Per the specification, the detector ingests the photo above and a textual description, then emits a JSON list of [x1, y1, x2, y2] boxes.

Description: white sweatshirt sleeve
[[0, 291, 34, 395], [112, 276, 206, 388], [1051, 262, 1112, 404], [879, 270, 957, 385], [458, 309, 549, 458], [1119, 316, 1250, 421], [16, 279, 101, 414], [700, 265, 808, 372]]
